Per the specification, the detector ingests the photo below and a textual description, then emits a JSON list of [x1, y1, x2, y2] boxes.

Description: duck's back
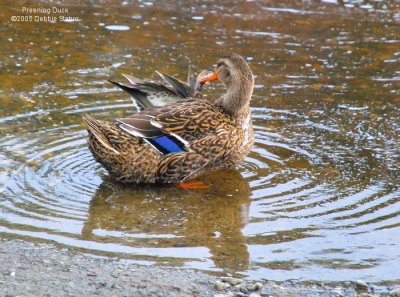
[[84, 99, 252, 183]]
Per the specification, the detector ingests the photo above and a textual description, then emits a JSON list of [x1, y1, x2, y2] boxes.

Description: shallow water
[[1, 0, 400, 283]]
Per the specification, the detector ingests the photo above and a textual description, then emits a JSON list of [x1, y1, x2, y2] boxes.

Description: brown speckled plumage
[[84, 54, 254, 184]]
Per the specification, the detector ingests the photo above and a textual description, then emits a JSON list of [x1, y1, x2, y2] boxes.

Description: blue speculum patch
[[147, 135, 186, 154]]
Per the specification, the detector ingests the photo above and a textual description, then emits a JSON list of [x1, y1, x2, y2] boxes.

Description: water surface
[[0, 0, 400, 285]]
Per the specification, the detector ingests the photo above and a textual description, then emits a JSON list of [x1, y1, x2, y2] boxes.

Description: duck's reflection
[[82, 170, 251, 272]]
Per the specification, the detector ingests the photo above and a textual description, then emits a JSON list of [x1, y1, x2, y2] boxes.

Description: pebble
[[86, 271, 97, 277], [10, 271, 15, 277], [249, 293, 261, 297], [111, 272, 119, 278], [236, 292, 248, 297], [355, 279, 368, 289], [215, 280, 230, 291], [246, 282, 263, 291], [221, 276, 243, 285], [238, 285, 248, 293], [390, 288, 400, 297]]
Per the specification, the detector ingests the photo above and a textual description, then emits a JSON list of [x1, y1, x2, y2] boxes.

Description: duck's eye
[[217, 62, 225, 68]]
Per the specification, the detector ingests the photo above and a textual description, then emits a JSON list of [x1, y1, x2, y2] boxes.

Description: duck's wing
[[157, 66, 212, 99], [187, 65, 196, 89], [156, 70, 193, 98], [115, 100, 222, 155], [109, 75, 185, 110], [110, 67, 211, 111]]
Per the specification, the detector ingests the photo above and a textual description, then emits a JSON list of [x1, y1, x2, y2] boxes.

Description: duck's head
[[201, 54, 253, 87], [200, 54, 254, 116]]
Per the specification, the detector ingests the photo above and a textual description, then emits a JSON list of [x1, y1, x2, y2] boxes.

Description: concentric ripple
[[1, 97, 399, 281]]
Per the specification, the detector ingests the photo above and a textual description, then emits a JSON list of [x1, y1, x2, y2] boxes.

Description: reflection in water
[[0, 0, 400, 285], [83, 170, 251, 272]]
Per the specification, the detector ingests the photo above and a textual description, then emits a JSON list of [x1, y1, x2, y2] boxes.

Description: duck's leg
[[177, 181, 208, 189]]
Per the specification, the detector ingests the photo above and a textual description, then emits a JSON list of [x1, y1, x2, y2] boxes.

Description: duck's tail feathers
[[83, 114, 120, 155]]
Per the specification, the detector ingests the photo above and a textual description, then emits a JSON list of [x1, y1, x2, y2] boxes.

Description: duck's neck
[[217, 80, 253, 118]]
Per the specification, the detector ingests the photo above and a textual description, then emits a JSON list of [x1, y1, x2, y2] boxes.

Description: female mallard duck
[[83, 53, 254, 184]]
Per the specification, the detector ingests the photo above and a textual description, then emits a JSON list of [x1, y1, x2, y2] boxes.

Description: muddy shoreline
[[1, 237, 398, 297]]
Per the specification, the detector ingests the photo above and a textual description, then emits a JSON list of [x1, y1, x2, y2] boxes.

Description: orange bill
[[199, 70, 218, 83]]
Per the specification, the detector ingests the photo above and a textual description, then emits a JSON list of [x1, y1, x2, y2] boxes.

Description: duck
[[83, 53, 254, 185], [108, 66, 212, 110]]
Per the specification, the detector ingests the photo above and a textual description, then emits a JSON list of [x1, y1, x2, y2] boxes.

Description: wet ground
[[0, 0, 399, 289], [2, 238, 399, 297]]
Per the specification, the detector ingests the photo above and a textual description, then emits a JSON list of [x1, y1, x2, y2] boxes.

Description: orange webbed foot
[[177, 181, 209, 189]]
